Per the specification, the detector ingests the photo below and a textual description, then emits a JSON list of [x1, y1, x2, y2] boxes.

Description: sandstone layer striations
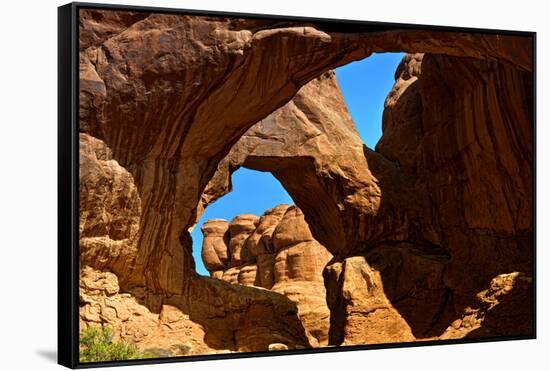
[[374, 52, 533, 338]]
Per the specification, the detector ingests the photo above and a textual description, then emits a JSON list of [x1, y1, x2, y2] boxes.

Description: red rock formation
[[204, 53, 533, 343], [201, 206, 333, 347], [79, 133, 143, 288], [79, 9, 532, 296], [324, 256, 415, 344], [200, 219, 230, 273], [79, 143, 313, 351], [79, 265, 310, 353], [204, 69, 445, 344], [203, 71, 382, 259], [228, 214, 259, 267], [79, 266, 214, 356], [373, 52, 533, 338], [78, 8, 533, 354]]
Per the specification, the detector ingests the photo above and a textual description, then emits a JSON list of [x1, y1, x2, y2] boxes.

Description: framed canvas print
[[58, 2, 536, 368]]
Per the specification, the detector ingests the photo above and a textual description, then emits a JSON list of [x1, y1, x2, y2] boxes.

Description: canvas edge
[[58, 3, 79, 369]]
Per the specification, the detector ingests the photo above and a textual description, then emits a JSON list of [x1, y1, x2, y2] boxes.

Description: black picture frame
[[58, 2, 536, 369]]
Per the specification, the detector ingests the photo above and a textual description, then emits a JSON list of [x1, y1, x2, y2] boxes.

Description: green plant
[[79, 326, 154, 363]]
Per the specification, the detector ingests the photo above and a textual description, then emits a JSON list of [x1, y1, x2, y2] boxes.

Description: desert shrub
[[79, 326, 154, 363]]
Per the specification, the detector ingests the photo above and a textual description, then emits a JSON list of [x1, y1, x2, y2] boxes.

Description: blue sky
[[191, 169, 293, 275], [336, 52, 405, 148], [191, 52, 405, 275]]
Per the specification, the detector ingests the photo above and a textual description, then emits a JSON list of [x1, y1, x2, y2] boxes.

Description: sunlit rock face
[[78, 8, 533, 353], [324, 256, 415, 345], [201, 206, 333, 347], [200, 219, 230, 273], [79, 133, 143, 289]]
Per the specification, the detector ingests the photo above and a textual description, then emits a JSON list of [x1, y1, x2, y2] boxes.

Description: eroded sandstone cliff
[[78, 8, 533, 355]]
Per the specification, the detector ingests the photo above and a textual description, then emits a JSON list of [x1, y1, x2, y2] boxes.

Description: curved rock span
[[78, 8, 533, 356]]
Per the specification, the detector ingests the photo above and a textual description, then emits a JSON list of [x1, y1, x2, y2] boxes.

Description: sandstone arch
[[79, 8, 533, 350], [80, 9, 531, 294], [202, 52, 532, 340]]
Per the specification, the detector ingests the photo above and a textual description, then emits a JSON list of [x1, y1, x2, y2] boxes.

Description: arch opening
[[335, 52, 405, 148], [193, 51, 406, 270], [191, 52, 410, 347], [191, 168, 294, 276]]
